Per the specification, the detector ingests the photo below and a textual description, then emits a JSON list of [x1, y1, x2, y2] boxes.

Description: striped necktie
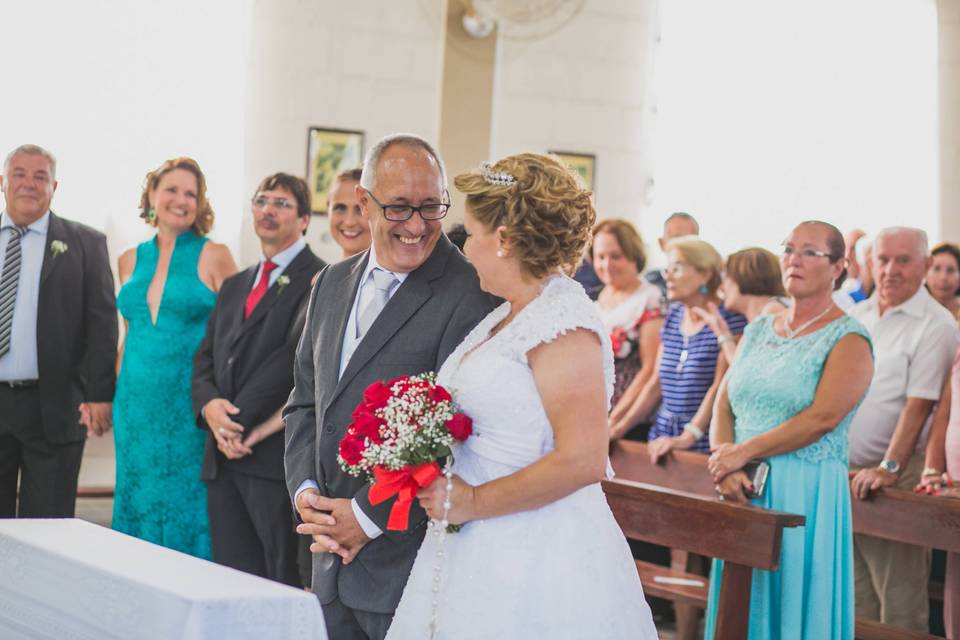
[[0, 226, 26, 358]]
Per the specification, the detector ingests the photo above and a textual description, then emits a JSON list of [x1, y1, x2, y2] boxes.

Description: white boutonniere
[[276, 274, 290, 294], [50, 240, 68, 258]]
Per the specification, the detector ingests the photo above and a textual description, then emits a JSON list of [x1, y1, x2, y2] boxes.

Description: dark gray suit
[[284, 235, 494, 634]]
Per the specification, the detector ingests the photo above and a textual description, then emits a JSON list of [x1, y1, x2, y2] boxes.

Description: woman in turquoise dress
[[704, 221, 874, 640], [113, 157, 236, 558]]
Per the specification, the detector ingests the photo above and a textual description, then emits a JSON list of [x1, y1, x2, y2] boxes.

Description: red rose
[[446, 413, 473, 441], [363, 380, 391, 410], [428, 384, 452, 404], [339, 436, 365, 465], [353, 410, 385, 443]]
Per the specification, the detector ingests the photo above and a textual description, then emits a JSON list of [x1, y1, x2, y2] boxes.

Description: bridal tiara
[[480, 161, 516, 187]]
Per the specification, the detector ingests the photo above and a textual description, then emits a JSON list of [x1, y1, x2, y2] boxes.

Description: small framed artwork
[[549, 150, 596, 190], [306, 127, 365, 214]]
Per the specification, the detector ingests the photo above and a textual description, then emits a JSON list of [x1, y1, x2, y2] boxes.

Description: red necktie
[[244, 260, 278, 318]]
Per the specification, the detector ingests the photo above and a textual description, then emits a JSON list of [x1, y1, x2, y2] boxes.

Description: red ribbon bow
[[367, 462, 441, 531]]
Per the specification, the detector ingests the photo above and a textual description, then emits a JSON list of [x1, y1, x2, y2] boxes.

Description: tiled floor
[[75, 431, 115, 528]]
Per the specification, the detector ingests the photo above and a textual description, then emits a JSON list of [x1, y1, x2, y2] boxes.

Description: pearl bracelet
[[682, 422, 704, 440], [716, 334, 734, 346], [922, 467, 943, 478]]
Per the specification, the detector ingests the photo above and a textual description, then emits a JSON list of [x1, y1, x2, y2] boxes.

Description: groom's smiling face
[[359, 145, 445, 273]]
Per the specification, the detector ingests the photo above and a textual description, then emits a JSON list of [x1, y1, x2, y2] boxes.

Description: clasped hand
[[707, 443, 749, 483], [79, 402, 112, 436], [417, 474, 476, 526], [204, 398, 253, 459], [295, 490, 370, 565]]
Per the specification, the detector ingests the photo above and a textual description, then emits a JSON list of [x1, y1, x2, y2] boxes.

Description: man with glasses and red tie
[[285, 133, 495, 639], [0, 144, 117, 519], [192, 172, 324, 586]]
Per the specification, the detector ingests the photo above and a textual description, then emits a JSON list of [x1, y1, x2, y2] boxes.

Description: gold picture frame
[[549, 150, 596, 191], [306, 127, 365, 214]]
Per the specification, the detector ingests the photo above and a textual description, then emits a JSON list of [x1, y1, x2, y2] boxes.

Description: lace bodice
[[437, 276, 614, 472], [725, 314, 872, 464]]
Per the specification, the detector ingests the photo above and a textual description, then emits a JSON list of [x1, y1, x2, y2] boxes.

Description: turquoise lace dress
[[704, 314, 872, 640], [113, 232, 216, 559]]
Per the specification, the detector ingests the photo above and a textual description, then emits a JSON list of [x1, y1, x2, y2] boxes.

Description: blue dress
[[113, 232, 216, 559], [704, 314, 872, 640], [650, 304, 746, 452]]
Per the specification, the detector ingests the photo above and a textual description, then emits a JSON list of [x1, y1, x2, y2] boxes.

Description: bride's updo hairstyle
[[454, 153, 595, 278]]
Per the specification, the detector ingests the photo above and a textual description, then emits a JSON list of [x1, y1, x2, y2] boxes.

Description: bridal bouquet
[[337, 372, 473, 531]]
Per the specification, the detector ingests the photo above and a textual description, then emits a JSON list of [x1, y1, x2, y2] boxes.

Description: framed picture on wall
[[306, 127, 365, 214], [549, 150, 596, 191]]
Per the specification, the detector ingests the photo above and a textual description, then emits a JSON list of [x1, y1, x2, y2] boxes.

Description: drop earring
[[147, 207, 157, 223], [699, 285, 709, 295]]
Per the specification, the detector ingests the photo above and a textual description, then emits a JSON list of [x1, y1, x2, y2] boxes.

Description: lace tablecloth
[[0, 519, 326, 640]]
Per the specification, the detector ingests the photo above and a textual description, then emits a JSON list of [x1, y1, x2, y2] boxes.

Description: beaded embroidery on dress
[[386, 276, 657, 639]]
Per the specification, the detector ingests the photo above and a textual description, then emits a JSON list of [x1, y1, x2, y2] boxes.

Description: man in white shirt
[[283, 134, 495, 640], [849, 226, 960, 631]]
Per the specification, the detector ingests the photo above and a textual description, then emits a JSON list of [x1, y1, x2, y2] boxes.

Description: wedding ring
[[218, 427, 227, 436]]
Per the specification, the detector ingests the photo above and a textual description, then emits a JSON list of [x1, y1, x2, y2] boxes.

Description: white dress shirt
[[297, 243, 406, 539], [250, 238, 306, 291], [0, 211, 49, 381], [848, 286, 960, 466]]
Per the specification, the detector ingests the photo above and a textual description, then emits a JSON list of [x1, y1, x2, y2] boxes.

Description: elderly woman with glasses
[[703, 221, 874, 640], [609, 236, 746, 456], [113, 157, 237, 559]]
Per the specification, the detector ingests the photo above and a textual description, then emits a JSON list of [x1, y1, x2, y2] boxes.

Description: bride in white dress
[[386, 154, 657, 639]]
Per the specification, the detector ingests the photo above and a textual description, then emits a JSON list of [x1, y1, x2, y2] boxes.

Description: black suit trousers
[[206, 465, 301, 587], [0, 386, 84, 517]]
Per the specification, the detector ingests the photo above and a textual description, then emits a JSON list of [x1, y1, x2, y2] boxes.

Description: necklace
[[783, 303, 834, 339]]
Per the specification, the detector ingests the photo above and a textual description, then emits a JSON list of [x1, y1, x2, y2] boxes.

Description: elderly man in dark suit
[[0, 144, 117, 518], [285, 133, 495, 640], [193, 173, 325, 585]]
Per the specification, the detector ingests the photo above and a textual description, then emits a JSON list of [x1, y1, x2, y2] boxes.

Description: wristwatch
[[878, 459, 901, 475]]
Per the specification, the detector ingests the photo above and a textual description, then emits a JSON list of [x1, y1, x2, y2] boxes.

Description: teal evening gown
[[113, 232, 216, 559], [704, 314, 872, 640]]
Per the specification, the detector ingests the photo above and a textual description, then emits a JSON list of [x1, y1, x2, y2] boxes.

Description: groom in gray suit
[[284, 133, 495, 640]]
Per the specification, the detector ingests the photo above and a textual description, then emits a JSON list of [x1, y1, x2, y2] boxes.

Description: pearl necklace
[[782, 303, 834, 339]]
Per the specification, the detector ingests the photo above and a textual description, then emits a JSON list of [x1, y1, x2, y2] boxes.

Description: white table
[[0, 519, 327, 640]]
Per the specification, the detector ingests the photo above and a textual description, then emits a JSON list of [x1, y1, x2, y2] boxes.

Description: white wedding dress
[[386, 276, 657, 639]]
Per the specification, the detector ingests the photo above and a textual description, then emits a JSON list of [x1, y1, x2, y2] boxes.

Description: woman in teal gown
[[704, 221, 874, 640], [113, 158, 236, 558]]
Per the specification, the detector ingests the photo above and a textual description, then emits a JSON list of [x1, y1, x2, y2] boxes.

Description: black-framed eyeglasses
[[252, 196, 296, 211], [364, 189, 451, 222], [781, 245, 840, 261]]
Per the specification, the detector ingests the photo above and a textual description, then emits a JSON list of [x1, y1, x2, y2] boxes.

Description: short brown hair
[[591, 219, 646, 272], [333, 166, 363, 186], [666, 236, 723, 294], [726, 248, 785, 297], [454, 153, 595, 278], [796, 220, 847, 290], [139, 157, 214, 236], [255, 172, 311, 219]]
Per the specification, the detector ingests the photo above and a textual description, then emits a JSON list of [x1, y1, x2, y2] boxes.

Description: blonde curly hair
[[454, 153, 595, 278], [139, 157, 214, 236]]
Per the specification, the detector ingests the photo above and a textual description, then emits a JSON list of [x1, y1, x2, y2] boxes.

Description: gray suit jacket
[[283, 234, 495, 614]]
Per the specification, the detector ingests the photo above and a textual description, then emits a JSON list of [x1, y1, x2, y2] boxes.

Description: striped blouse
[[649, 303, 747, 452]]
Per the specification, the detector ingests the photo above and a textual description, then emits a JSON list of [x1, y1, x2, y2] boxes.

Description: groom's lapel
[[330, 237, 451, 405]]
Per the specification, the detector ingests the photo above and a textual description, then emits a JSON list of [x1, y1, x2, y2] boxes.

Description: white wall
[[490, 0, 658, 249], [651, 0, 940, 258], [1, 0, 249, 269], [243, 0, 447, 264]]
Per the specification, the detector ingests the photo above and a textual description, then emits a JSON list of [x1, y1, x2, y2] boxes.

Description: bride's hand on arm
[[417, 475, 477, 526], [449, 329, 610, 523]]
